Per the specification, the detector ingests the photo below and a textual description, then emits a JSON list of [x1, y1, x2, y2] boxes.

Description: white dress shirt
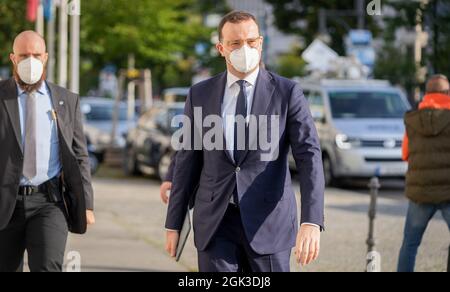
[[17, 82, 62, 186], [222, 68, 260, 161]]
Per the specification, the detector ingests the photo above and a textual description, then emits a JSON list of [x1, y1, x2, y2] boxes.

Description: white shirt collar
[[226, 67, 260, 89]]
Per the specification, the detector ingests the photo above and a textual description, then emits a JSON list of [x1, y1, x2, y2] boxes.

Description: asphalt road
[[61, 168, 449, 272]]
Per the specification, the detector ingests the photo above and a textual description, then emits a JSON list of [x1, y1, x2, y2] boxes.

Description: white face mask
[[229, 45, 260, 74], [17, 57, 44, 85]]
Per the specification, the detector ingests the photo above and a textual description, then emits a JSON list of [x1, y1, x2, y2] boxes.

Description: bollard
[[366, 169, 381, 272]]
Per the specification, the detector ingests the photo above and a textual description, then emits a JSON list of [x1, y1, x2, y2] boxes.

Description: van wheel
[[323, 155, 337, 187]]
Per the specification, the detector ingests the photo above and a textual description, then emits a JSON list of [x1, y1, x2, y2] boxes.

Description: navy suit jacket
[[165, 69, 325, 255]]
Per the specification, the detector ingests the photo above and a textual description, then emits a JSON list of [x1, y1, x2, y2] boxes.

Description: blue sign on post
[[345, 29, 376, 75], [348, 30, 373, 46]]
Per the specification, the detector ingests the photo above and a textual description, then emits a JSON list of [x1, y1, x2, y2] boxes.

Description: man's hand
[[160, 181, 172, 204], [86, 210, 95, 225], [165, 230, 180, 258], [295, 225, 321, 266]]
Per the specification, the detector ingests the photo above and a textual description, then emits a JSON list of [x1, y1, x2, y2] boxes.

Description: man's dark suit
[[0, 78, 93, 271], [165, 69, 325, 271]]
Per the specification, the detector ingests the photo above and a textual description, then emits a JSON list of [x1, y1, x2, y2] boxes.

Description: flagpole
[[58, 0, 68, 88], [69, 0, 80, 94], [47, 0, 56, 83], [36, 0, 45, 37]]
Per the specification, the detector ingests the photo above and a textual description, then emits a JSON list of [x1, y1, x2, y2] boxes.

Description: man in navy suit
[[165, 11, 325, 272]]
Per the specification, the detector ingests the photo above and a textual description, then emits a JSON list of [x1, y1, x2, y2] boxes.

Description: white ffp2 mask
[[17, 57, 44, 85], [229, 45, 260, 74]]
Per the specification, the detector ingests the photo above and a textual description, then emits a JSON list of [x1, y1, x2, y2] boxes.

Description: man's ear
[[43, 52, 49, 65], [9, 53, 16, 65], [216, 43, 225, 58]]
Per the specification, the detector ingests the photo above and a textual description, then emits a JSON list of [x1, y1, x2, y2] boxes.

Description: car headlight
[[335, 134, 361, 150]]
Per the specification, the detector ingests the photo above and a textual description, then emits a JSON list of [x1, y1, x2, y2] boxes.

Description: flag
[[26, 0, 39, 22], [44, 0, 53, 21]]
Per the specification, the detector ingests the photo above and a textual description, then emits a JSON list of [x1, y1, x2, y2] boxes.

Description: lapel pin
[[59, 101, 64, 106]]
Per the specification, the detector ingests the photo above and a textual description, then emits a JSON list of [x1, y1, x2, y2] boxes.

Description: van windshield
[[329, 91, 409, 119]]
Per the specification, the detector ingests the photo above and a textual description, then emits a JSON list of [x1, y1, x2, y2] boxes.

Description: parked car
[[81, 97, 136, 164], [291, 78, 411, 186], [162, 87, 190, 103], [124, 102, 185, 180], [87, 138, 100, 175]]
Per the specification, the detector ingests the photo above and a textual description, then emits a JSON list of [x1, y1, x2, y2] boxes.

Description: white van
[[291, 78, 412, 186]]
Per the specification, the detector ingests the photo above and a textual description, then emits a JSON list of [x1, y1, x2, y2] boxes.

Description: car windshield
[[84, 104, 128, 121], [329, 91, 409, 119]]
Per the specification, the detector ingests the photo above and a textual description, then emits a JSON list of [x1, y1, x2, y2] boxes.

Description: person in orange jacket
[[402, 75, 450, 161], [398, 74, 450, 272]]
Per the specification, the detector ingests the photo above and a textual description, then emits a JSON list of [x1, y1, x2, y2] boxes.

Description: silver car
[[81, 97, 136, 163], [291, 79, 411, 186]]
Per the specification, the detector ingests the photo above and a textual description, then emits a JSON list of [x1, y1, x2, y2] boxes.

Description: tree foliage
[[265, 0, 380, 55], [0, 0, 32, 67], [81, 0, 218, 92]]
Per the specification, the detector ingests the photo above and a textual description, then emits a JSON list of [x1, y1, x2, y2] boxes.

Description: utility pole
[[414, 0, 429, 103], [58, 0, 68, 88], [356, 0, 366, 29], [127, 54, 136, 128], [69, 0, 80, 94]]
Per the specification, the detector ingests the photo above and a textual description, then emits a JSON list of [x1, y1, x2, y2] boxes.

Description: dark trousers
[[198, 205, 291, 272], [0, 192, 69, 272]]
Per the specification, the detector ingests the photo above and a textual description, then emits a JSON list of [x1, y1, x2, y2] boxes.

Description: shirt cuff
[[301, 223, 320, 229], [166, 228, 179, 232]]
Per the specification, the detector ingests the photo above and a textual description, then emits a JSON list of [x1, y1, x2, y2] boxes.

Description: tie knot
[[236, 80, 247, 89]]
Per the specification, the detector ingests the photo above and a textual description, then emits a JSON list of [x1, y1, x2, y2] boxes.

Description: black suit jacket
[[0, 78, 94, 234]]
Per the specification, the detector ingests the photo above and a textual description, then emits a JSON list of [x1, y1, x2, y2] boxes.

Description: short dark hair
[[218, 11, 259, 41]]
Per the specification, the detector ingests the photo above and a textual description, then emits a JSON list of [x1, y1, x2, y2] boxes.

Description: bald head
[[10, 30, 48, 67], [13, 30, 46, 53], [426, 74, 449, 95]]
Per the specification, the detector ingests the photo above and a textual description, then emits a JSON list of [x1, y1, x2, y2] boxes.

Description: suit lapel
[[2, 79, 23, 152], [250, 69, 276, 117], [205, 73, 236, 164], [47, 82, 70, 146]]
